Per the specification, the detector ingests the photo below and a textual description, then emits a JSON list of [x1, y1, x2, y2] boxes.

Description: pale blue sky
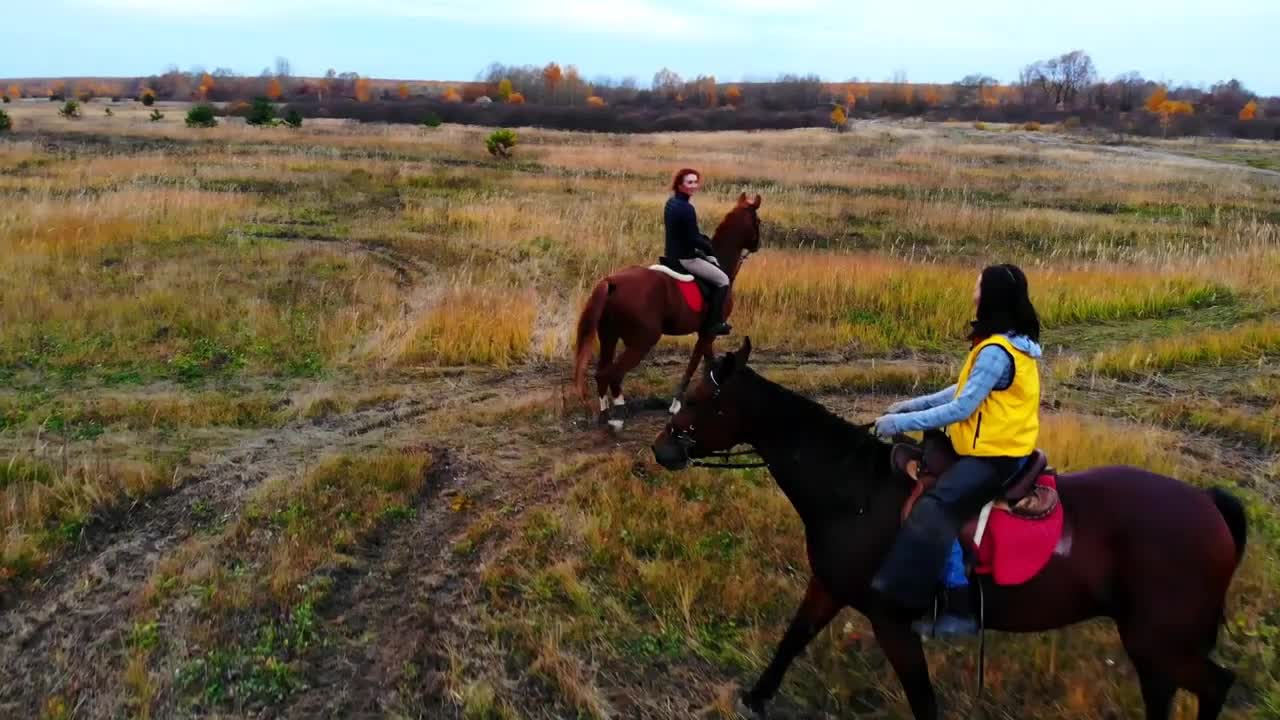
[[5, 1, 1277, 94]]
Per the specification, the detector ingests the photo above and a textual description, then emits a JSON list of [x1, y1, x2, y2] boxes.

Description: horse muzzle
[[652, 435, 691, 471]]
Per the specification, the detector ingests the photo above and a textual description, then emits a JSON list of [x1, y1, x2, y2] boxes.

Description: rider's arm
[[879, 347, 1012, 434], [887, 385, 958, 414]]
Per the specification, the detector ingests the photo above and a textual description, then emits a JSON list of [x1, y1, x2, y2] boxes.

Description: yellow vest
[[948, 335, 1040, 457]]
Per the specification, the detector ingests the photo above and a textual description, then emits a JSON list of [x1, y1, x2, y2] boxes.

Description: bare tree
[[1020, 50, 1096, 107], [275, 56, 292, 80], [1112, 71, 1147, 112]]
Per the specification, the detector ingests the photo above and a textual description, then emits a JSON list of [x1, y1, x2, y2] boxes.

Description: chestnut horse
[[653, 338, 1248, 719], [572, 193, 761, 429]]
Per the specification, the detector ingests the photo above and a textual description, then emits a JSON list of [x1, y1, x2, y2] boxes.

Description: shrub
[[58, 100, 81, 119], [104, 107, 113, 117], [485, 128, 517, 158], [1023, 121, 1042, 131], [421, 112, 442, 128], [246, 97, 275, 126], [284, 109, 303, 129], [141, 93, 155, 107], [830, 104, 848, 132], [973, 121, 988, 130], [0, 110, 11, 132], [185, 104, 217, 128], [1062, 116, 1082, 130], [149, 109, 164, 122], [1, 95, 9, 104]]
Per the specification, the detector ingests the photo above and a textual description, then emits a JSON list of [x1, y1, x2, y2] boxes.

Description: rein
[[691, 447, 769, 470]]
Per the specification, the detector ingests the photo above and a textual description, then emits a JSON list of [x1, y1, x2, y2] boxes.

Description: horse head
[[652, 336, 755, 470]]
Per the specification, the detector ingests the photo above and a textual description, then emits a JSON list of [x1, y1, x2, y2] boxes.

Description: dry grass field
[[1, 98, 1278, 719]]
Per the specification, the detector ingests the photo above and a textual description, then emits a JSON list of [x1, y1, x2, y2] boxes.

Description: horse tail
[[573, 279, 611, 401], [1209, 486, 1248, 567], [1208, 487, 1249, 640]]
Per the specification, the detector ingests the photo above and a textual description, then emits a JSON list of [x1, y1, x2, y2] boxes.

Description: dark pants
[[871, 455, 1025, 611]]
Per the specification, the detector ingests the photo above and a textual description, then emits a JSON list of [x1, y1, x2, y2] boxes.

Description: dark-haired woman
[[871, 264, 1043, 635], [665, 168, 731, 336]]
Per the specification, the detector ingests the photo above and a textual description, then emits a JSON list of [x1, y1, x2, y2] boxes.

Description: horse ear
[[751, 194, 762, 209], [739, 336, 752, 364]]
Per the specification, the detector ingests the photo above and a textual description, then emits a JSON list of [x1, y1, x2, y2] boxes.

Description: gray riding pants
[[679, 257, 730, 288]]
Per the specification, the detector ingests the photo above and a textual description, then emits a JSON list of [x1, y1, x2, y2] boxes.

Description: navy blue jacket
[[664, 192, 714, 260]]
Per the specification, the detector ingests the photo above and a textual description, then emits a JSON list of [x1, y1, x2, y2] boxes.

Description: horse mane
[[738, 365, 886, 460]]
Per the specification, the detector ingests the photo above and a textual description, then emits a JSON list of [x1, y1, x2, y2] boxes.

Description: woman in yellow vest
[[871, 264, 1042, 635]]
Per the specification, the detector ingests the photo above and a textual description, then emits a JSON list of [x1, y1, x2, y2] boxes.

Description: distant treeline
[[5, 50, 1277, 138]]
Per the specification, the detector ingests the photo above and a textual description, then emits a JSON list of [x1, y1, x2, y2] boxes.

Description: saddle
[[890, 430, 1058, 524], [654, 255, 714, 311], [891, 430, 1066, 588]]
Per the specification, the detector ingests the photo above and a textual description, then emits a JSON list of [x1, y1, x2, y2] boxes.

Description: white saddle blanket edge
[[973, 501, 995, 547], [648, 264, 695, 282]]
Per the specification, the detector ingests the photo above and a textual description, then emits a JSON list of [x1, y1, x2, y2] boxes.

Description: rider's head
[[672, 168, 701, 196], [971, 264, 1040, 342]]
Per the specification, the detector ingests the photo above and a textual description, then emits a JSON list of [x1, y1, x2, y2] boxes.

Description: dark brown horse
[[572, 193, 762, 430], [652, 338, 1248, 719]]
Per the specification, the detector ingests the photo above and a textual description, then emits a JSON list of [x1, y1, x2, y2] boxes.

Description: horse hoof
[[735, 693, 767, 719], [607, 419, 625, 432]]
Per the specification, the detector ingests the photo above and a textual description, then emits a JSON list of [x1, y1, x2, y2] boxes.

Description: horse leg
[[1159, 656, 1233, 720], [670, 335, 712, 415], [741, 577, 840, 717], [869, 615, 938, 720], [1122, 618, 1235, 720], [1131, 657, 1176, 720], [594, 332, 619, 425], [598, 342, 652, 432]]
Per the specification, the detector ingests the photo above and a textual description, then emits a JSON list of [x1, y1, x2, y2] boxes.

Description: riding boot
[[704, 286, 732, 336], [870, 495, 955, 613]]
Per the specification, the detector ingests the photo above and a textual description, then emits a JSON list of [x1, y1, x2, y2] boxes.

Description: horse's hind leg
[[598, 342, 652, 431], [594, 332, 619, 424], [1122, 622, 1234, 719]]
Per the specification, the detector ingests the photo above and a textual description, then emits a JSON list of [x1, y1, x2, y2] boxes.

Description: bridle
[[666, 367, 769, 470]]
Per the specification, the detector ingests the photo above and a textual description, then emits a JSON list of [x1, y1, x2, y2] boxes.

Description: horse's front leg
[[669, 335, 714, 414], [741, 576, 840, 718], [869, 614, 938, 719]]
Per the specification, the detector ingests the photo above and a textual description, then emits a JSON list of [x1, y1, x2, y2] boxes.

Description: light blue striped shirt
[[877, 334, 1042, 436]]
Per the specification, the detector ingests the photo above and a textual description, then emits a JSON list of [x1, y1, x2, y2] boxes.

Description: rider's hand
[[873, 415, 901, 439], [886, 399, 912, 414]]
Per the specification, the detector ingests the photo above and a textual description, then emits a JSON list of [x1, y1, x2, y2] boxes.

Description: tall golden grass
[[1, 455, 170, 582], [1084, 320, 1280, 379], [398, 286, 537, 367], [731, 252, 1232, 351]]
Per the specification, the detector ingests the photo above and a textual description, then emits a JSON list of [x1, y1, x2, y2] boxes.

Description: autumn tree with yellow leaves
[[355, 77, 372, 102], [266, 78, 282, 100], [543, 62, 563, 101], [1144, 87, 1193, 136], [830, 104, 849, 132], [398, 83, 410, 100], [1239, 100, 1258, 121]]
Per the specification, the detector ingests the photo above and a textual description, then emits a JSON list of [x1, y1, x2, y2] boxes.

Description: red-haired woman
[[664, 168, 731, 336]]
